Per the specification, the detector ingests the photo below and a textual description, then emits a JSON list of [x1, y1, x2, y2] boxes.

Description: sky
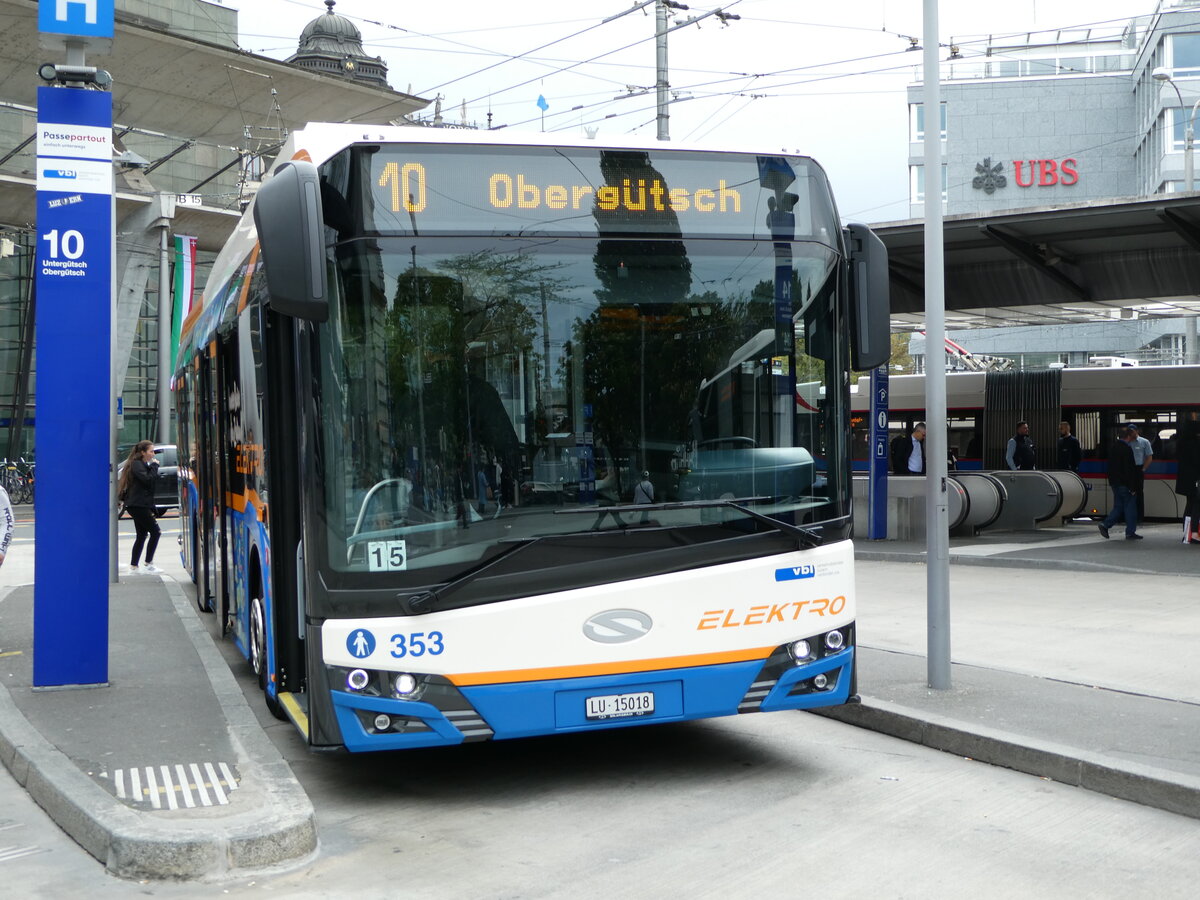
[[218, 0, 1161, 223]]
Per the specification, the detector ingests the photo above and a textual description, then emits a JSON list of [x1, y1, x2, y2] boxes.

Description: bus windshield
[[310, 143, 849, 585], [314, 234, 847, 582]]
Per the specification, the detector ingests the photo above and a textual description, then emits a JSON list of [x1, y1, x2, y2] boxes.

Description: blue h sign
[[34, 85, 114, 687], [39, 0, 115, 39]]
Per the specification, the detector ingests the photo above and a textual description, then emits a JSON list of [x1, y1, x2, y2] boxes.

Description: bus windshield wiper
[[554, 497, 823, 549], [402, 538, 537, 615]]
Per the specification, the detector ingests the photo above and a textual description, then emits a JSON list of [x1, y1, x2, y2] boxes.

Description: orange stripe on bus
[[225, 488, 267, 522], [447, 646, 774, 687], [236, 244, 260, 314], [292, 149, 313, 162]]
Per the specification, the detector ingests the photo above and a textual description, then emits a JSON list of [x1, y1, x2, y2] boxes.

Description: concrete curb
[[0, 577, 318, 880], [812, 697, 1200, 821]]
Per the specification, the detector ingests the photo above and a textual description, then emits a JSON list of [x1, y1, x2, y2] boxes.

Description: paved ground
[[0, 508, 1197, 881], [0, 510, 315, 880]]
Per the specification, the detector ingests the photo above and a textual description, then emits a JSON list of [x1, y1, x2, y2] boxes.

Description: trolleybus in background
[[174, 125, 890, 752], [852, 365, 1200, 519]]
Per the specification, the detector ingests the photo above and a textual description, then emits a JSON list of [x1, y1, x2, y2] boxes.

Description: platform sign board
[[39, 0, 115, 39], [33, 85, 113, 687], [868, 365, 889, 540]]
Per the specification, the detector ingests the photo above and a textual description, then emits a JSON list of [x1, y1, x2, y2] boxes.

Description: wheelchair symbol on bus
[[348, 629, 376, 659]]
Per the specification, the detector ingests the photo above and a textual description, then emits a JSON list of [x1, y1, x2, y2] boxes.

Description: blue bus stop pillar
[[33, 85, 114, 687]]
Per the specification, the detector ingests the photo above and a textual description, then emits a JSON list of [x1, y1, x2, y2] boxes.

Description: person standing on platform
[[1057, 421, 1082, 472], [1176, 415, 1200, 544], [1006, 421, 1036, 470], [118, 440, 163, 573], [1127, 423, 1154, 523], [890, 422, 926, 475], [1098, 426, 1142, 541]]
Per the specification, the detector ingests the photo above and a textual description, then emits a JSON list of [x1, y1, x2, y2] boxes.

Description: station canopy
[[0, 0, 429, 249], [874, 193, 1200, 331]]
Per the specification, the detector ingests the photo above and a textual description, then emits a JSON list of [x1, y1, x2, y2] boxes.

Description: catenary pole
[[923, 0, 952, 689], [157, 219, 172, 444], [656, 0, 669, 140]]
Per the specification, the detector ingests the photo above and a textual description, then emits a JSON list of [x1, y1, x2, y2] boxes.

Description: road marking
[[0, 844, 49, 864], [104, 763, 239, 809], [0, 651, 22, 658], [175, 764, 195, 808], [950, 533, 1110, 557], [190, 763, 211, 806], [160, 766, 177, 811], [145, 767, 161, 810]]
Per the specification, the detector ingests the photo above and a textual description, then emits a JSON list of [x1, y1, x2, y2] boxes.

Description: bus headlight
[[373, 714, 392, 731], [825, 630, 845, 651], [791, 639, 812, 661], [346, 668, 370, 691], [813, 673, 829, 689], [394, 673, 418, 696]]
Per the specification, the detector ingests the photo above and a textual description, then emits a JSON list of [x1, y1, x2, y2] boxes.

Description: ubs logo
[[582, 609, 653, 643]]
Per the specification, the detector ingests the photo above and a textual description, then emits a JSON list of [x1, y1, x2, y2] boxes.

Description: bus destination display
[[365, 145, 831, 239]]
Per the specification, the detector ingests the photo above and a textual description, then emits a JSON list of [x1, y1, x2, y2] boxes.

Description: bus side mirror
[[845, 222, 890, 371], [252, 160, 329, 322]]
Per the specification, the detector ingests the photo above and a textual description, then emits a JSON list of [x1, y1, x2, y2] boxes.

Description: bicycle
[[2, 458, 33, 504], [16, 458, 34, 504]]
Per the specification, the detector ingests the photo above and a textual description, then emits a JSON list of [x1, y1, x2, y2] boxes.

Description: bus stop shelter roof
[[873, 194, 1200, 330], [0, 0, 430, 145]]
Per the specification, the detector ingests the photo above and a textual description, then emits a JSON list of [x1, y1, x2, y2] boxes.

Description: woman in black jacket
[[1176, 417, 1200, 544], [118, 440, 162, 573]]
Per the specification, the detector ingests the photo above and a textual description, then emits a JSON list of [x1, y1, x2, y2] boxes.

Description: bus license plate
[[585, 691, 655, 720]]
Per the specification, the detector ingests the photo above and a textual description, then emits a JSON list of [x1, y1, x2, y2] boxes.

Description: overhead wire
[[196, 3, 1169, 217]]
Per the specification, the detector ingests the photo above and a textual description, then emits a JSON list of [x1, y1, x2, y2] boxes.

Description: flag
[[536, 94, 549, 111], [170, 235, 197, 371]]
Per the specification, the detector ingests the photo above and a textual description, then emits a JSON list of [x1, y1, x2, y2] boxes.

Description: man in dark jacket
[[1098, 426, 1142, 541], [1057, 421, 1082, 471], [1006, 421, 1036, 470], [890, 422, 926, 475]]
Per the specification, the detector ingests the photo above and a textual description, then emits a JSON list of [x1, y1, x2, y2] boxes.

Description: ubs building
[[904, 0, 1200, 369], [908, 0, 1200, 217]]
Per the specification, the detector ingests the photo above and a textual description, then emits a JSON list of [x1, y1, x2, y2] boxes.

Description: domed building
[[287, 0, 389, 88]]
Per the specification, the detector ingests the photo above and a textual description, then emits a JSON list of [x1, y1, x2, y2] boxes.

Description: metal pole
[[656, 0, 669, 141], [1187, 125, 1194, 192], [76, 33, 120, 584], [157, 220, 172, 444], [923, 0, 951, 690], [1187, 101, 1199, 363]]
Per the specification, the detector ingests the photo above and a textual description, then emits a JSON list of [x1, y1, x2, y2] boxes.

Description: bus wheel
[[250, 595, 287, 721], [250, 596, 266, 684]]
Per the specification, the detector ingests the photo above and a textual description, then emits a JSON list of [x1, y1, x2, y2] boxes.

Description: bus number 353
[[390, 631, 445, 658]]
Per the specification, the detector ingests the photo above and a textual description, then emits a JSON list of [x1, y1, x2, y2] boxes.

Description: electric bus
[[174, 124, 890, 752]]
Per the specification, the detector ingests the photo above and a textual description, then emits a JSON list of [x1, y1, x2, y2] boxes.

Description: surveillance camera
[[114, 149, 151, 169], [37, 62, 112, 89]]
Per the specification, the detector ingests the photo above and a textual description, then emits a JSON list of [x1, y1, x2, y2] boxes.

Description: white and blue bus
[[173, 125, 889, 752]]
